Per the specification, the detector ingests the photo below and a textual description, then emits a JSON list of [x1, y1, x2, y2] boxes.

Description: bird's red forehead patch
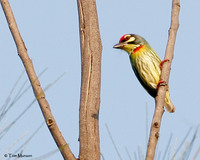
[[119, 34, 129, 43]]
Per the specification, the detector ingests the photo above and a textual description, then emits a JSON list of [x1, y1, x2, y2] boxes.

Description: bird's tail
[[164, 88, 175, 113]]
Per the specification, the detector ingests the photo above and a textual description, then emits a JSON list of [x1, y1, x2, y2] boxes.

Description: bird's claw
[[160, 59, 169, 69], [157, 80, 168, 89]]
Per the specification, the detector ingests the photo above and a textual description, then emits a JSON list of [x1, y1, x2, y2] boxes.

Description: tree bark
[[146, 0, 180, 159], [77, 0, 102, 160]]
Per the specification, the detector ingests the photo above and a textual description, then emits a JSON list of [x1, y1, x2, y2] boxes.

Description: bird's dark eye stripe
[[120, 39, 126, 42], [127, 41, 135, 44]]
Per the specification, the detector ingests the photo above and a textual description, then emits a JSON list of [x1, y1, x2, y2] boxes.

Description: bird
[[113, 34, 175, 113]]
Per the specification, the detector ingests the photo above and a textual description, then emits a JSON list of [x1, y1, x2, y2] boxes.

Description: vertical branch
[[146, 0, 180, 159], [0, 1, 76, 160], [77, 0, 102, 160]]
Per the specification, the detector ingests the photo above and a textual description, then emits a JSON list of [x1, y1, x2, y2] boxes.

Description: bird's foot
[[157, 80, 168, 89], [160, 59, 169, 69]]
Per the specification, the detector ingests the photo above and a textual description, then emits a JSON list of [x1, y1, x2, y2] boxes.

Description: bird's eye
[[125, 36, 130, 40]]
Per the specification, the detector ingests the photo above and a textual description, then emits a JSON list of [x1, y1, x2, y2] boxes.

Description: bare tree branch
[[146, 0, 180, 159], [0, 1, 76, 160], [77, 0, 102, 159]]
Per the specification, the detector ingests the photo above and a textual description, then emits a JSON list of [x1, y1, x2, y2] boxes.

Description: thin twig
[[2, 68, 47, 120], [138, 145, 145, 160], [134, 152, 138, 160], [183, 126, 199, 159], [0, 1, 76, 159], [0, 71, 25, 120], [1, 131, 28, 160], [13, 122, 45, 155], [163, 133, 173, 160], [146, 0, 180, 159], [192, 143, 200, 160], [172, 138, 178, 160], [125, 146, 133, 160], [105, 124, 123, 160], [0, 73, 66, 140], [173, 127, 192, 158]]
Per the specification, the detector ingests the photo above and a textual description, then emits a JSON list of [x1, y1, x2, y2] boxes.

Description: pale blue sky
[[1, 0, 200, 159]]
